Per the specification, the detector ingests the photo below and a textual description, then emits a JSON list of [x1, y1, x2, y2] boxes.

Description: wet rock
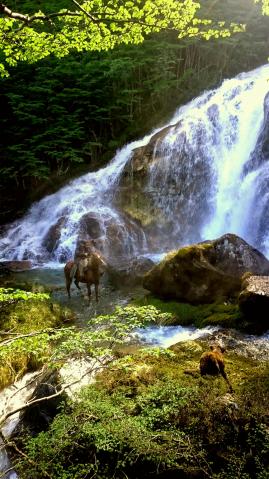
[[200, 328, 269, 360], [42, 217, 66, 253], [115, 118, 214, 250], [239, 275, 269, 333], [143, 234, 269, 304], [0, 260, 32, 272], [243, 92, 269, 174], [77, 213, 146, 264], [79, 214, 102, 239]]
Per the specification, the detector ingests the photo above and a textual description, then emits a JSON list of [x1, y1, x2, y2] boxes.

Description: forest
[[0, 1, 269, 478]]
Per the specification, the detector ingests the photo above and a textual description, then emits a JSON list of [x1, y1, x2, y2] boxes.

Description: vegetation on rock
[[143, 234, 269, 307]]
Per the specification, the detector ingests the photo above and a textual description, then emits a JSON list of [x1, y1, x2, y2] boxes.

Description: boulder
[[239, 275, 269, 333], [77, 212, 147, 264], [79, 214, 102, 239], [114, 123, 180, 233], [143, 234, 269, 304]]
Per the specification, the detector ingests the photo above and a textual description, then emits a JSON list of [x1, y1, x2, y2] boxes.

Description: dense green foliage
[[257, 0, 269, 14], [13, 345, 269, 478], [0, 287, 49, 303], [0, 287, 72, 387]]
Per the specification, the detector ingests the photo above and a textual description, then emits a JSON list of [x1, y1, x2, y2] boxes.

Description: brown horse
[[64, 251, 106, 302]]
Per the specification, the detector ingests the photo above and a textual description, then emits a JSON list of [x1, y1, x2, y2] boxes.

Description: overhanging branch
[[0, 2, 81, 24]]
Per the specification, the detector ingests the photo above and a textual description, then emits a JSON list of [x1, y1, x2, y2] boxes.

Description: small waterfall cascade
[[0, 139, 154, 265], [2, 64, 269, 264]]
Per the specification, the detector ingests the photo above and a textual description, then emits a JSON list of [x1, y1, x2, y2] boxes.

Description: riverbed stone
[[143, 234, 269, 303]]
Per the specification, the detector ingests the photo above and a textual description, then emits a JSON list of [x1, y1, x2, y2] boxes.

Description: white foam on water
[[137, 325, 220, 348]]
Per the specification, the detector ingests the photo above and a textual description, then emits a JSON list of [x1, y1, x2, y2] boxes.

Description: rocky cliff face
[[114, 117, 213, 251]]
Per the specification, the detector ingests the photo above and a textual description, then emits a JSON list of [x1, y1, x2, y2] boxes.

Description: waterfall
[[141, 64, 269, 251], [0, 139, 153, 265], [1, 64, 269, 265]]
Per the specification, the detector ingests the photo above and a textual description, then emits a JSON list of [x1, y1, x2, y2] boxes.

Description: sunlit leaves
[[0, 0, 245, 75], [0, 287, 49, 303], [255, 0, 269, 14]]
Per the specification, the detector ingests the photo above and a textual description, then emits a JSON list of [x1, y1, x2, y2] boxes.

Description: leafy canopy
[[0, 0, 244, 76], [256, 0, 269, 14]]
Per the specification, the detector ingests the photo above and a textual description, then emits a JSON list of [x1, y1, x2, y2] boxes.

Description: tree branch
[[72, 0, 98, 23], [0, 327, 73, 347], [0, 1, 162, 30], [0, 2, 81, 24]]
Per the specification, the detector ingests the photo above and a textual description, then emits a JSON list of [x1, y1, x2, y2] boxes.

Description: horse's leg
[[94, 282, 99, 302], [87, 283, 91, 302], [74, 279, 81, 290], [66, 278, 71, 299], [64, 267, 72, 299]]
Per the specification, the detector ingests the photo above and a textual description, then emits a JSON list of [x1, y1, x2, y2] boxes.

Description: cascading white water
[[0, 138, 154, 265], [144, 64, 269, 251], [2, 64, 269, 264]]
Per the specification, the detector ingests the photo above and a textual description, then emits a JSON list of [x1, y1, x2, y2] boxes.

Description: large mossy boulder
[[143, 234, 269, 303]]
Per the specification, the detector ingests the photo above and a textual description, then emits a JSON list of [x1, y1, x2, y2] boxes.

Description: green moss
[[173, 242, 212, 260], [0, 298, 75, 389], [0, 299, 73, 334], [134, 294, 243, 328]]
